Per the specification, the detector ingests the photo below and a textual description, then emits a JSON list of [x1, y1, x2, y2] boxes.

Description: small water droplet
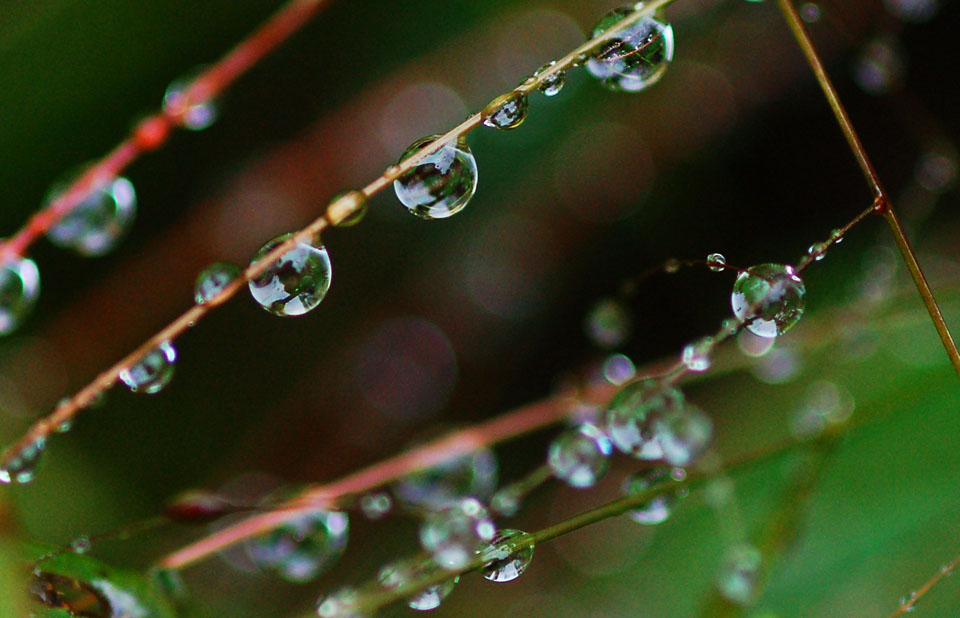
[[807, 241, 828, 262], [248, 233, 332, 316], [482, 528, 534, 582], [419, 498, 497, 570], [247, 507, 349, 583], [800, 2, 822, 22], [482, 91, 529, 130], [393, 447, 498, 510], [654, 403, 713, 467], [119, 341, 177, 394], [0, 254, 40, 336], [853, 36, 904, 96], [70, 536, 91, 554], [731, 263, 806, 338], [681, 336, 713, 372], [664, 258, 681, 273], [0, 436, 46, 484], [603, 353, 636, 385], [46, 173, 137, 257], [604, 379, 682, 459], [316, 587, 366, 618], [393, 135, 478, 219], [547, 423, 612, 488], [717, 544, 762, 605], [163, 68, 219, 130], [359, 492, 392, 520], [194, 262, 240, 304], [622, 466, 688, 525], [586, 6, 675, 92], [883, 0, 938, 23], [534, 62, 566, 96], [326, 190, 368, 227], [378, 559, 458, 611], [899, 590, 919, 611], [706, 253, 727, 272], [490, 489, 521, 517], [585, 298, 632, 349]]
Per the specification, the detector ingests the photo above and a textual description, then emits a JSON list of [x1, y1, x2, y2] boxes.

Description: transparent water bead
[[586, 5, 675, 92], [622, 467, 687, 525], [419, 498, 496, 570], [681, 336, 713, 372], [194, 262, 240, 304], [0, 436, 46, 484], [248, 233, 332, 316], [585, 297, 632, 349], [119, 341, 177, 394], [46, 175, 137, 256], [394, 447, 497, 510], [163, 70, 219, 130], [806, 242, 828, 262], [359, 492, 392, 520], [731, 263, 806, 338], [482, 528, 534, 583], [0, 255, 40, 336], [547, 424, 613, 488], [717, 544, 763, 605], [317, 587, 366, 618], [378, 559, 458, 611], [393, 135, 478, 219], [482, 91, 529, 130], [534, 62, 566, 96], [247, 508, 349, 583], [653, 403, 713, 466], [706, 253, 727, 272], [326, 189, 368, 227], [603, 379, 682, 459]]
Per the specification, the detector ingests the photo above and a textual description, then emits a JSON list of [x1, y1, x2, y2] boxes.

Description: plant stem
[[889, 551, 960, 616]]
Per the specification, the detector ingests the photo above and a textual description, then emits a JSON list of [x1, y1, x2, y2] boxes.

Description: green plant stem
[[775, 0, 960, 377]]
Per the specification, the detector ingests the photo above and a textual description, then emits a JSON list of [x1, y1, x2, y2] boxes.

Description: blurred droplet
[[119, 341, 177, 394], [316, 587, 365, 618], [547, 424, 612, 488], [393, 447, 497, 510], [246, 508, 349, 583], [394, 135, 478, 219], [585, 298, 632, 349], [378, 559, 458, 611], [717, 544, 762, 605], [604, 380, 682, 459], [45, 174, 136, 257], [248, 233, 332, 316], [419, 498, 497, 570], [359, 492, 393, 520], [603, 353, 636, 385], [853, 37, 904, 96], [883, 0, 938, 22], [915, 148, 958, 193], [800, 2, 822, 22], [534, 62, 566, 96], [165, 489, 235, 523], [681, 337, 713, 372], [163, 69, 219, 130], [482, 529, 534, 582], [0, 436, 46, 484], [731, 264, 806, 338], [0, 255, 40, 336], [194, 262, 240, 304], [653, 403, 713, 467], [622, 466, 688, 525], [586, 6, 675, 92]]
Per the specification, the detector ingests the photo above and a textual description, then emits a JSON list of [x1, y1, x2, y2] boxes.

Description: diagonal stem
[[775, 0, 960, 377]]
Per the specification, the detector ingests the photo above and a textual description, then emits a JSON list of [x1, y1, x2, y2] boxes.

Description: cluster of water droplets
[[418, 497, 497, 570]]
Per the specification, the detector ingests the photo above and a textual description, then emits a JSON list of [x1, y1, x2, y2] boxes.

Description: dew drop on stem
[[194, 262, 240, 304], [730, 263, 806, 338], [0, 254, 40, 336], [393, 135, 478, 220], [119, 341, 177, 394], [586, 5, 675, 92], [45, 173, 137, 257], [248, 233, 332, 317], [482, 91, 529, 130], [547, 423, 612, 488], [482, 528, 534, 583]]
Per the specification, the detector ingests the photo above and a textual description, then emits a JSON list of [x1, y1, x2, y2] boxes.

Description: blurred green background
[[1, 0, 959, 615]]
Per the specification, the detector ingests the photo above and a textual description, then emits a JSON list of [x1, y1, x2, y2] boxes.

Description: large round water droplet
[[316, 587, 366, 618], [534, 62, 566, 97], [653, 403, 713, 466], [603, 380, 682, 459], [731, 263, 806, 338], [194, 262, 240, 304], [547, 424, 612, 488], [248, 233, 332, 316], [0, 436, 46, 484], [46, 175, 136, 257], [481, 528, 534, 583], [119, 341, 177, 394], [0, 255, 40, 336], [393, 448, 498, 510], [378, 559, 459, 611], [716, 544, 763, 605], [586, 5, 675, 92], [247, 508, 349, 583], [482, 91, 529, 130], [163, 69, 219, 130], [419, 498, 496, 570], [393, 135, 478, 220], [622, 466, 687, 525]]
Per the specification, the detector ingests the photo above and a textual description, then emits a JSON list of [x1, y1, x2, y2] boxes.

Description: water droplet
[[378, 559, 458, 611], [586, 5, 675, 92], [326, 190, 368, 227], [915, 148, 958, 193], [707, 253, 727, 272], [248, 233, 332, 316], [163, 69, 219, 130], [482, 528, 534, 582], [55, 418, 74, 434], [393, 448, 498, 510], [359, 492, 392, 520], [0, 254, 40, 336], [46, 174, 137, 257], [883, 0, 938, 23], [393, 135, 478, 219], [70, 536, 91, 554], [0, 436, 46, 484], [247, 508, 349, 583], [800, 2, 822, 22], [585, 298, 632, 349], [681, 336, 713, 372], [534, 62, 566, 96], [603, 353, 636, 385], [622, 466, 687, 525], [164, 489, 234, 523], [853, 36, 904, 96], [717, 544, 762, 605], [653, 403, 713, 466], [899, 590, 919, 611], [317, 587, 366, 618], [664, 258, 681, 273], [119, 341, 177, 394], [731, 263, 806, 338], [604, 379, 682, 459], [420, 498, 496, 570], [490, 489, 521, 517], [482, 91, 529, 130], [807, 241, 828, 262], [547, 423, 612, 488], [194, 262, 240, 304]]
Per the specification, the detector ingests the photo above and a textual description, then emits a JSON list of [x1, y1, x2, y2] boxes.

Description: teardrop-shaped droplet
[[0, 255, 40, 336], [706, 253, 727, 272], [0, 436, 46, 484], [681, 336, 714, 372], [419, 498, 497, 570], [547, 424, 612, 488], [194, 262, 240, 304], [482, 91, 529, 130], [534, 62, 566, 96], [586, 5, 675, 92], [247, 508, 349, 583], [378, 559, 459, 611], [393, 447, 498, 510], [481, 528, 534, 583], [119, 341, 177, 394], [325, 190, 368, 227], [585, 297, 632, 349], [716, 544, 763, 606], [248, 233, 332, 316], [731, 263, 806, 338], [622, 466, 687, 525], [393, 135, 478, 220], [316, 587, 366, 618], [45, 174, 137, 257], [603, 379, 682, 459], [653, 403, 713, 466], [163, 68, 219, 130]]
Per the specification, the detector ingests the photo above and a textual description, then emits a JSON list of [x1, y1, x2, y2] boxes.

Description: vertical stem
[[775, 0, 960, 377]]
